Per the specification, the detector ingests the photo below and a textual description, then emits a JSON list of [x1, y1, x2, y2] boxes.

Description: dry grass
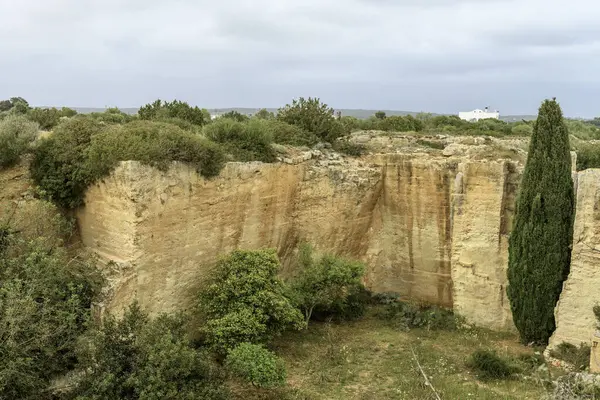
[[232, 308, 551, 399]]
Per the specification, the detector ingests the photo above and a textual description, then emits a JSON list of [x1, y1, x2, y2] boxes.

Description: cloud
[[1, 0, 599, 116]]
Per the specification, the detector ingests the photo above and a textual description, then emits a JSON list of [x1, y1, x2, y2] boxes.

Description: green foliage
[[289, 244, 367, 324], [198, 250, 304, 353], [573, 142, 600, 171], [220, 110, 250, 122], [277, 97, 344, 142], [332, 138, 366, 157], [379, 301, 460, 331], [30, 117, 105, 209], [254, 108, 275, 120], [566, 119, 600, 140], [374, 111, 386, 120], [466, 350, 515, 380], [203, 118, 276, 162], [0, 233, 100, 400], [507, 99, 574, 345], [550, 372, 600, 399], [31, 118, 225, 209], [3, 97, 31, 115], [138, 99, 208, 126], [88, 107, 134, 125], [225, 343, 286, 388], [28, 107, 63, 130], [339, 116, 362, 133], [416, 139, 445, 150], [549, 342, 591, 371], [270, 120, 319, 147], [61, 107, 77, 118], [0, 99, 12, 112], [383, 115, 424, 132], [74, 303, 229, 400], [511, 123, 534, 136], [0, 114, 39, 168]]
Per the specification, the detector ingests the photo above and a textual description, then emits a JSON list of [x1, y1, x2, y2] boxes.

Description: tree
[[74, 303, 229, 400], [220, 110, 249, 122], [0, 100, 12, 112], [375, 111, 386, 120], [28, 107, 61, 130], [0, 115, 39, 168], [277, 97, 344, 142], [254, 108, 275, 120], [198, 250, 304, 353], [507, 98, 574, 345], [290, 243, 366, 324], [138, 99, 208, 126]]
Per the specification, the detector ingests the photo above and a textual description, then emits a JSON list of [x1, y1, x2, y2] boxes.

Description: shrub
[[30, 117, 105, 208], [138, 99, 209, 126], [416, 139, 445, 149], [0, 115, 39, 168], [254, 108, 275, 120], [375, 111, 386, 120], [549, 372, 600, 399], [339, 116, 362, 133], [28, 107, 62, 130], [467, 350, 514, 380], [0, 235, 101, 400], [74, 303, 229, 400], [203, 118, 276, 162], [31, 119, 225, 209], [289, 243, 367, 324], [270, 120, 319, 147], [198, 250, 304, 353], [511, 123, 534, 136], [220, 110, 250, 122], [225, 343, 286, 388], [507, 99, 574, 345], [550, 342, 591, 371], [88, 107, 134, 125], [332, 138, 367, 157], [573, 142, 600, 171], [379, 301, 459, 331], [277, 97, 344, 142]]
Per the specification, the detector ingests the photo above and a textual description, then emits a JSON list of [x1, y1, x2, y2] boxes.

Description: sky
[[1, 0, 599, 117]]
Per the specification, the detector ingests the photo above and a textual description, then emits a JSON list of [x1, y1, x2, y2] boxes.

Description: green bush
[[0, 115, 39, 168], [198, 250, 304, 353], [549, 342, 591, 371], [511, 123, 533, 136], [379, 301, 459, 331], [507, 99, 574, 345], [466, 350, 515, 380], [277, 97, 344, 142], [0, 234, 101, 400], [88, 107, 134, 125], [225, 343, 286, 388], [138, 99, 209, 126], [28, 107, 62, 130], [203, 118, 276, 162], [74, 303, 229, 400], [220, 110, 250, 122], [254, 108, 275, 120], [332, 138, 367, 156], [573, 142, 600, 171], [289, 244, 367, 324], [270, 120, 319, 147], [31, 118, 225, 209]]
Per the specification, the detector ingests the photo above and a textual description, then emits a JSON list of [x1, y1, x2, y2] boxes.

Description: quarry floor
[[232, 307, 550, 400]]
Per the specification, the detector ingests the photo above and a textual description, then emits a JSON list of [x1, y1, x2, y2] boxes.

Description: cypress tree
[[507, 98, 574, 344]]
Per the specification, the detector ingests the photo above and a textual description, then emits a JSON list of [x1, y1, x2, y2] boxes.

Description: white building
[[458, 107, 500, 122]]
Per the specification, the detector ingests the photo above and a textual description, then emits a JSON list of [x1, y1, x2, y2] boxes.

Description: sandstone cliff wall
[[77, 153, 519, 331], [549, 169, 600, 349]]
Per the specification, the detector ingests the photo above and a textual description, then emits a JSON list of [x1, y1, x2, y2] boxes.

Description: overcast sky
[[1, 0, 599, 117]]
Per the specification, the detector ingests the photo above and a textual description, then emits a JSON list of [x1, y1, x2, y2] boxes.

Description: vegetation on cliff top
[[507, 98, 574, 345]]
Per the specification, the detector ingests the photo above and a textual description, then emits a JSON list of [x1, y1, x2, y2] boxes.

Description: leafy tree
[[0, 233, 100, 400], [290, 244, 366, 324], [254, 108, 274, 120], [74, 303, 229, 400], [0, 100, 12, 112], [375, 111, 386, 120], [198, 250, 304, 353], [511, 123, 533, 136], [507, 98, 574, 344], [220, 110, 249, 122], [225, 343, 286, 388], [138, 99, 208, 126], [0, 115, 39, 168], [277, 97, 344, 142], [28, 107, 61, 130], [9, 97, 30, 115], [60, 107, 78, 118]]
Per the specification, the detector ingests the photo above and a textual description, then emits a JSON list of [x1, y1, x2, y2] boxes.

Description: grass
[[232, 307, 549, 400]]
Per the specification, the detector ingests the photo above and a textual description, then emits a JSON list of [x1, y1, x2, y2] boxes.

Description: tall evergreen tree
[[507, 98, 574, 344]]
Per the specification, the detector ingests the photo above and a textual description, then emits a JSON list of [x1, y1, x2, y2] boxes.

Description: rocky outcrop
[[549, 169, 600, 349], [77, 148, 522, 331]]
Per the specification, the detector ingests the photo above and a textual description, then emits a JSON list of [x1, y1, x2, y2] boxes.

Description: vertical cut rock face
[[549, 169, 600, 349], [77, 154, 522, 332]]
